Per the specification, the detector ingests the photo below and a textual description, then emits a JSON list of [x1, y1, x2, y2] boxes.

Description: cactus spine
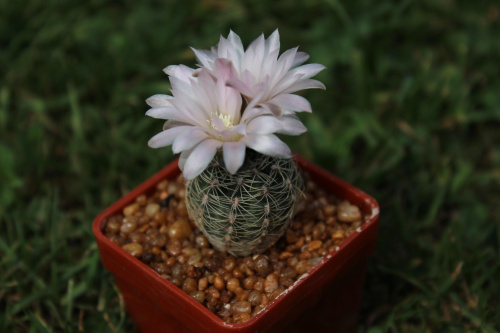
[[185, 149, 304, 257]]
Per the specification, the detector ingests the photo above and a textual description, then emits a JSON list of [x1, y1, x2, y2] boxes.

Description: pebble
[[123, 203, 139, 217], [182, 278, 197, 293], [122, 243, 143, 257], [307, 240, 323, 251], [190, 291, 205, 303], [227, 278, 240, 292], [331, 229, 346, 242], [145, 203, 161, 217], [337, 201, 362, 222], [264, 274, 279, 294], [168, 219, 192, 239], [248, 290, 263, 306], [120, 218, 137, 234], [214, 276, 225, 290], [230, 301, 252, 315], [106, 218, 121, 234]]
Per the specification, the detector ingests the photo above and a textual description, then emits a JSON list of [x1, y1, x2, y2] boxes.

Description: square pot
[[93, 155, 379, 333]]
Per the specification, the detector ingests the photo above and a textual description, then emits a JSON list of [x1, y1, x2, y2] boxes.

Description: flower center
[[207, 113, 234, 130]]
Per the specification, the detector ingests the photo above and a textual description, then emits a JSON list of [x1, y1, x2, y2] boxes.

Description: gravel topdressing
[[103, 172, 366, 323]]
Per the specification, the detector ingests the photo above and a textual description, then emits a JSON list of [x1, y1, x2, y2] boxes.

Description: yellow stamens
[[207, 113, 234, 130]]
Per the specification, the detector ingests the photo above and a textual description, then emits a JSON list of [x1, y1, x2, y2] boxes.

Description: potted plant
[[93, 30, 379, 332]]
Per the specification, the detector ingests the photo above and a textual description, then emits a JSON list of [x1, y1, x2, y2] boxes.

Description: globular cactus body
[[185, 150, 304, 256]]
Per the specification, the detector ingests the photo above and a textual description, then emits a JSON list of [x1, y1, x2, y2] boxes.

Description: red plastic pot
[[93, 155, 379, 333]]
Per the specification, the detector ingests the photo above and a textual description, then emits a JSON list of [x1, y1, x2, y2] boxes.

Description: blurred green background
[[1, 0, 499, 331]]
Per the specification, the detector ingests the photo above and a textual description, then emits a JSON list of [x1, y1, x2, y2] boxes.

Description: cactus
[[185, 149, 304, 257]]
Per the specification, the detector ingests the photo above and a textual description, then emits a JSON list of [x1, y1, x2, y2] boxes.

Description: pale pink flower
[[191, 29, 326, 116], [146, 60, 307, 180]]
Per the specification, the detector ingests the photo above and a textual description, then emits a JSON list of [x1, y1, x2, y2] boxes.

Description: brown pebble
[[251, 305, 264, 317], [312, 223, 326, 240], [129, 231, 146, 243], [323, 204, 336, 216], [298, 251, 312, 260], [280, 267, 297, 280], [207, 286, 220, 299], [264, 274, 279, 294], [337, 201, 362, 222], [105, 218, 121, 234], [233, 313, 251, 323], [195, 235, 209, 248], [242, 276, 256, 290], [120, 218, 137, 234], [254, 255, 270, 276], [182, 278, 197, 293], [167, 239, 183, 256], [269, 286, 284, 301], [227, 278, 240, 292], [122, 243, 143, 257], [168, 219, 192, 239], [230, 301, 251, 315], [237, 289, 250, 301], [253, 278, 264, 292], [156, 180, 168, 191], [307, 240, 323, 251], [145, 203, 161, 217], [295, 260, 313, 274], [222, 257, 236, 271], [198, 277, 208, 291], [123, 203, 139, 217], [278, 251, 293, 260], [331, 229, 346, 242], [232, 268, 244, 280], [248, 290, 263, 306], [136, 194, 147, 206], [214, 276, 225, 290], [190, 290, 205, 303]]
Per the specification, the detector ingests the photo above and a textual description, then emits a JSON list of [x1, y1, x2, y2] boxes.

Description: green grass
[[1, 0, 499, 331]]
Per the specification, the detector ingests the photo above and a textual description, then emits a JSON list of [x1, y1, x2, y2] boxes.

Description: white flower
[[146, 59, 307, 180], [191, 29, 326, 117]]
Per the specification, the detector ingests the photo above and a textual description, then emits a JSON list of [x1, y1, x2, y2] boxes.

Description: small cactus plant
[[185, 150, 303, 256], [146, 30, 324, 256]]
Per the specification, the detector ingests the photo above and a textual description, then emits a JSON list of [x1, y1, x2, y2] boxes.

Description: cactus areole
[[146, 30, 325, 255]]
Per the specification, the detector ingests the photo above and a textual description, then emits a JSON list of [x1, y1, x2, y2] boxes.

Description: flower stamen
[[207, 113, 234, 130]]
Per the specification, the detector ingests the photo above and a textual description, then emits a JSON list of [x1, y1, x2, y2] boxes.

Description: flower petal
[[276, 47, 298, 75], [227, 78, 254, 97], [191, 48, 216, 69], [223, 141, 246, 174], [260, 102, 283, 117], [172, 128, 210, 154], [163, 120, 190, 130], [275, 115, 307, 135], [178, 147, 193, 171], [242, 134, 292, 158], [146, 94, 173, 107], [268, 94, 312, 113], [246, 116, 283, 135], [146, 107, 181, 120], [163, 65, 196, 83], [183, 140, 222, 180], [283, 79, 326, 94], [148, 126, 192, 148], [240, 107, 272, 124], [265, 30, 280, 54], [290, 63, 326, 80], [292, 52, 310, 68], [227, 30, 244, 55]]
